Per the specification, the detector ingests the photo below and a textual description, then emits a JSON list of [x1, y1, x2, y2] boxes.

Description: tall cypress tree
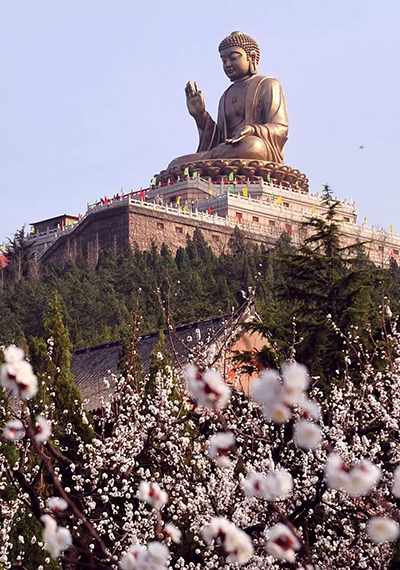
[[275, 185, 383, 380], [32, 291, 93, 450]]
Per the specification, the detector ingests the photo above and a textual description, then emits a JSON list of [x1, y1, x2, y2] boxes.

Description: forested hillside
[[2, 196, 400, 383]]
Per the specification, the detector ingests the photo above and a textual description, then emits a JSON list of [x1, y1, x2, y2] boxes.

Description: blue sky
[[1, 0, 400, 242]]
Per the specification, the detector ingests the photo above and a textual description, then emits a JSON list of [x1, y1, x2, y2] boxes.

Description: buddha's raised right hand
[[185, 81, 207, 128]]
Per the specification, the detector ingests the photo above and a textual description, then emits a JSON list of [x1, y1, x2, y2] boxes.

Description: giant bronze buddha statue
[[155, 31, 307, 190], [170, 30, 288, 167]]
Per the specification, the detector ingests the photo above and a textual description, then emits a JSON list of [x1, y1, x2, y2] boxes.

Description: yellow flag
[[312, 204, 316, 214], [389, 224, 393, 233], [183, 205, 189, 212], [363, 216, 367, 225], [243, 186, 248, 197], [209, 188, 213, 196], [277, 195, 282, 205], [176, 196, 181, 206]]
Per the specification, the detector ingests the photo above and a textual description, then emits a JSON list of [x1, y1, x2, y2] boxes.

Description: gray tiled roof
[[71, 315, 234, 410]]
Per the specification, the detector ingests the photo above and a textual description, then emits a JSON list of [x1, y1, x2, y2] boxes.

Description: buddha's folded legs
[[168, 152, 208, 169], [168, 136, 271, 169], [208, 136, 267, 160]]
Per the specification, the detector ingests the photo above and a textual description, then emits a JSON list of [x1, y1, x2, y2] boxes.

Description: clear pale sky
[[1, 0, 400, 243]]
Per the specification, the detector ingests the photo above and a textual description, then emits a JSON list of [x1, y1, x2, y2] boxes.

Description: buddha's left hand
[[226, 125, 255, 144]]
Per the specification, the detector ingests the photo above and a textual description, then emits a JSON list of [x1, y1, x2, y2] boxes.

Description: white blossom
[[120, 544, 146, 570], [41, 514, 72, 558], [345, 460, 381, 496], [265, 523, 300, 563], [34, 416, 52, 444], [282, 362, 310, 392], [138, 481, 168, 509], [325, 453, 349, 489], [392, 465, 400, 498], [209, 431, 235, 467], [325, 454, 381, 496], [134, 542, 169, 569], [165, 523, 181, 543], [263, 400, 292, 423], [294, 419, 321, 450], [3, 346, 25, 364], [185, 365, 231, 410], [47, 497, 68, 513], [300, 398, 321, 420], [367, 517, 400, 543], [0, 357, 38, 400], [250, 370, 280, 404], [251, 364, 312, 423], [2, 419, 25, 441], [202, 517, 253, 565], [202, 517, 232, 545], [243, 470, 293, 500], [224, 526, 254, 564]]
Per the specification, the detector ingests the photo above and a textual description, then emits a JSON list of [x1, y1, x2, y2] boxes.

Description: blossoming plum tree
[[2, 311, 400, 569]]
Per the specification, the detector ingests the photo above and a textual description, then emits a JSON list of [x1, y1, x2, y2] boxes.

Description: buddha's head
[[219, 31, 260, 82]]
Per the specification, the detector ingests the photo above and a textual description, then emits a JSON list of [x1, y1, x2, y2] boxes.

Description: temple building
[[28, 175, 400, 267], [29, 214, 79, 257], [71, 309, 263, 410]]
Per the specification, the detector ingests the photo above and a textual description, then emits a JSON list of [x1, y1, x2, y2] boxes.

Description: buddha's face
[[219, 47, 251, 82]]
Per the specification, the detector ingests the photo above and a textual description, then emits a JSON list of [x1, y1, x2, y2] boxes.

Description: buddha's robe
[[169, 75, 288, 167]]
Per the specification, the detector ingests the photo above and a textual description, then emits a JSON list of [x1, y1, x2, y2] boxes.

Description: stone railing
[[29, 222, 83, 255], [145, 176, 356, 217], [36, 185, 399, 263]]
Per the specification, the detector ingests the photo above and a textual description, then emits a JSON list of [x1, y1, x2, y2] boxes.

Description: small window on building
[[378, 246, 384, 252], [285, 224, 292, 235], [214, 235, 220, 242], [157, 222, 164, 230], [236, 212, 243, 223], [252, 216, 259, 223], [269, 220, 276, 227], [343, 216, 350, 223], [283, 201, 290, 208], [394, 249, 399, 255], [176, 226, 183, 234]]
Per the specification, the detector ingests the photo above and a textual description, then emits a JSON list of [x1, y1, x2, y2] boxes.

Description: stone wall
[[41, 205, 130, 266], [40, 202, 275, 266]]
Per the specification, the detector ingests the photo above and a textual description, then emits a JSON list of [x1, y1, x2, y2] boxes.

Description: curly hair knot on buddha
[[218, 31, 261, 64]]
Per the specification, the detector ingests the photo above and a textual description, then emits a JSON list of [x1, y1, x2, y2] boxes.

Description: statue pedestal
[[154, 159, 309, 193]]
